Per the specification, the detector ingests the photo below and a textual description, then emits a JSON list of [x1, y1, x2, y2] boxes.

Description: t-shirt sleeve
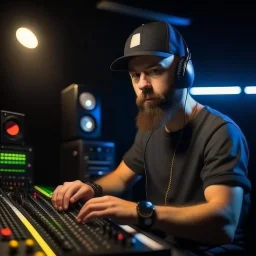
[[201, 122, 251, 193], [123, 130, 145, 175]]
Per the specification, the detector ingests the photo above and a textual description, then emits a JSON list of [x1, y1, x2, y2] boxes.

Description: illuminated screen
[[0, 147, 31, 175]]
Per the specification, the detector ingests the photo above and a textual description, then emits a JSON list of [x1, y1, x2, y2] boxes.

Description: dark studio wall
[[0, 0, 255, 198], [0, 1, 140, 186]]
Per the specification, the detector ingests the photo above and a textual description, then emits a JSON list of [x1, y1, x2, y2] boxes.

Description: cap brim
[[110, 51, 173, 71]]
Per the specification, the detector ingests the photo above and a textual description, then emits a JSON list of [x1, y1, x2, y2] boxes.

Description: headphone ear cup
[[175, 57, 187, 89], [185, 59, 195, 89], [175, 57, 194, 89], [176, 57, 187, 80]]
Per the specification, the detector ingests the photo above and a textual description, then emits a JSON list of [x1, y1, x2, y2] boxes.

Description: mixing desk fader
[[0, 185, 171, 256]]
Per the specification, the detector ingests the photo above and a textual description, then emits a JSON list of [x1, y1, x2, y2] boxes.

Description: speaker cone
[[80, 116, 95, 133], [79, 92, 96, 110]]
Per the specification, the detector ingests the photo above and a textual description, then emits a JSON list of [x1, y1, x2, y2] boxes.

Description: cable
[[143, 89, 189, 202]]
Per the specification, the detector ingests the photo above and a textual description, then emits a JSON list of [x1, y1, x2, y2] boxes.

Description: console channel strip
[[0, 186, 171, 256]]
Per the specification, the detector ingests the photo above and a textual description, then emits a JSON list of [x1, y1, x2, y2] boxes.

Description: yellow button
[[25, 238, 35, 247], [26, 238, 35, 252], [33, 251, 46, 256], [9, 239, 19, 249]]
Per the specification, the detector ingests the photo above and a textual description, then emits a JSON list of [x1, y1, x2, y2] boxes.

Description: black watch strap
[[85, 182, 103, 197]]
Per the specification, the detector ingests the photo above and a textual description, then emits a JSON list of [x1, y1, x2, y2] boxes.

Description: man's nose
[[138, 73, 151, 90]]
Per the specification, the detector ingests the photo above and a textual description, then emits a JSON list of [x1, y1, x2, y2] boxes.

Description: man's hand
[[76, 195, 137, 225], [51, 180, 94, 211]]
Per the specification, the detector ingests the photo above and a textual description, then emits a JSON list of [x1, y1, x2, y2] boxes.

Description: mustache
[[136, 92, 166, 109], [137, 92, 165, 101]]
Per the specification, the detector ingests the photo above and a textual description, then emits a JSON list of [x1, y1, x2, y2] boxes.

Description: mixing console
[[0, 185, 171, 256]]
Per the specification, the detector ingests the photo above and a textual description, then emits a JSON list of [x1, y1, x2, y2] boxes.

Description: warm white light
[[16, 27, 38, 49]]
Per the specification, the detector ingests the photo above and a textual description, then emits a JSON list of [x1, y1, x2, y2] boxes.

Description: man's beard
[[135, 89, 181, 132]]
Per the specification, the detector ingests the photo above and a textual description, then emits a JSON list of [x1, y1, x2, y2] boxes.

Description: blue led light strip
[[244, 86, 256, 94], [189, 86, 242, 95]]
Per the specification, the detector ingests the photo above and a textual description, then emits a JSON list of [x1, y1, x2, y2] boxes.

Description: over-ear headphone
[[175, 37, 195, 89]]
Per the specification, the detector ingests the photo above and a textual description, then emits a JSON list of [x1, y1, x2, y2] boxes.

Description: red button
[[117, 233, 124, 241], [1, 228, 12, 238]]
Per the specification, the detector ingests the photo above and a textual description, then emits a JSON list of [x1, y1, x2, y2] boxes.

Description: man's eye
[[131, 73, 140, 78], [148, 68, 161, 75]]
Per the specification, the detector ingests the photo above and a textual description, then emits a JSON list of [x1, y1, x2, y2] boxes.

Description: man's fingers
[[81, 209, 113, 223], [70, 186, 92, 204], [76, 202, 111, 221], [51, 185, 63, 208], [52, 182, 80, 210]]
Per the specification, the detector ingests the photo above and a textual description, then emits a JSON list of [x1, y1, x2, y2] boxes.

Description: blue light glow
[[189, 87, 242, 95], [96, 1, 191, 26], [244, 86, 256, 94]]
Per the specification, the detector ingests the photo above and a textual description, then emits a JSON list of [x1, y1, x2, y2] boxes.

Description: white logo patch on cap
[[130, 33, 140, 48]]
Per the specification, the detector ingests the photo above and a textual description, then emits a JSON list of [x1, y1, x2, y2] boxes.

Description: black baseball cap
[[110, 21, 187, 71]]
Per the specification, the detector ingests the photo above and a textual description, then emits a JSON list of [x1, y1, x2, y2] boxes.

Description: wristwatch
[[136, 201, 156, 229], [85, 182, 103, 197]]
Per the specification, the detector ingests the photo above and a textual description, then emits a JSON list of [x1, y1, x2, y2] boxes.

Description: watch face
[[138, 201, 154, 218], [144, 218, 153, 226]]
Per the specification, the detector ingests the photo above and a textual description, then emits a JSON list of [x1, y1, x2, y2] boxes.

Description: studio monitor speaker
[[61, 83, 101, 141], [0, 110, 25, 145]]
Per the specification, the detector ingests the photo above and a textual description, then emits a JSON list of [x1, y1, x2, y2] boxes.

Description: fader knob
[[9, 239, 19, 253], [33, 251, 46, 256], [25, 238, 35, 252]]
